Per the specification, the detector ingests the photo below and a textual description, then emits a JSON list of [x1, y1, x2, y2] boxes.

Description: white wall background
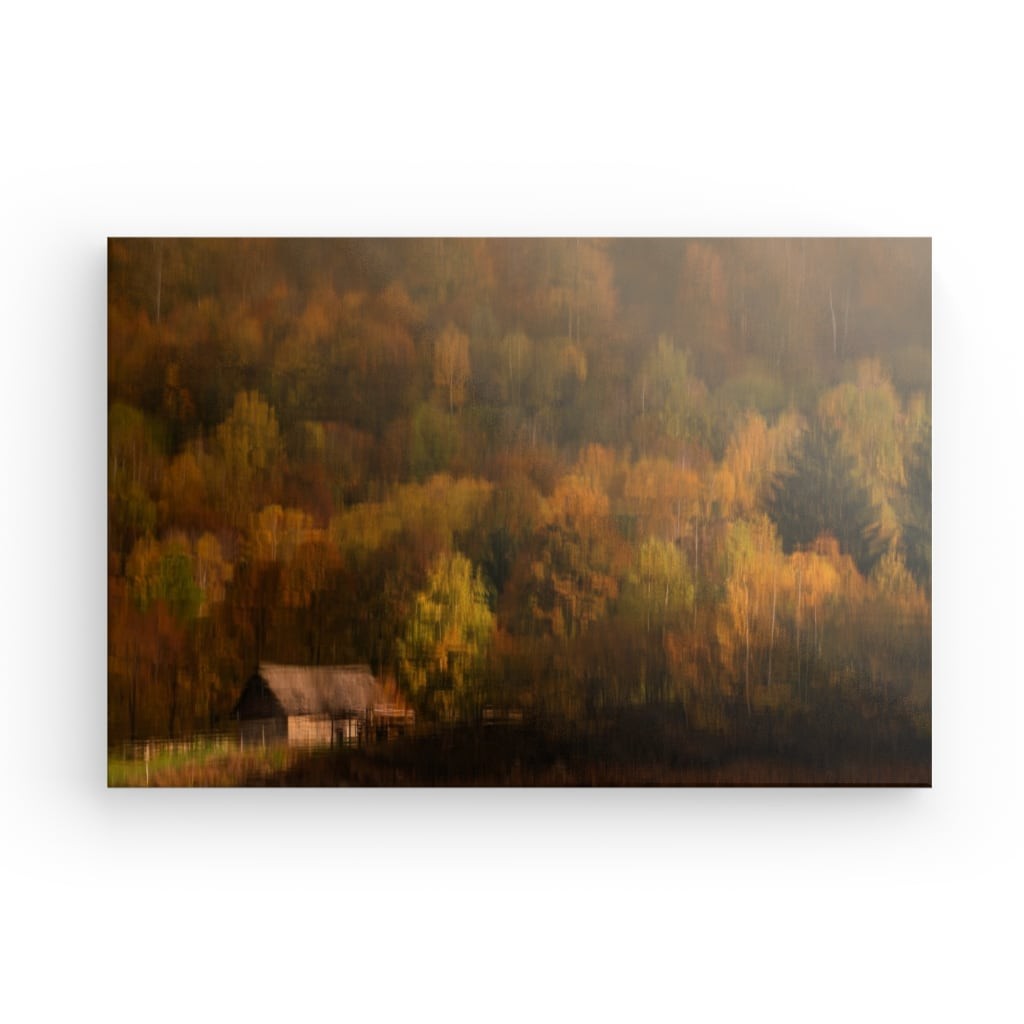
[[1, 3, 1020, 1022]]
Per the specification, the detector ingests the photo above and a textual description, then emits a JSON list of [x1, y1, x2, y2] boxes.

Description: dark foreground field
[[275, 701, 929, 787], [110, 700, 930, 787]]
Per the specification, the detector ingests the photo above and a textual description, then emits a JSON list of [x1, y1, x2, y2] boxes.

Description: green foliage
[[398, 552, 495, 720], [714, 365, 788, 420], [899, 426, 931, 593], [633, 337, 710, 452], [409, 402, 456, 480], [108, 402, 164, 557], [110, 482, 158, 556], [769, 423, 884, 575], [215, 390, 283, 488], [127, 535, 202, 622], [109, 402, 165, 473], [818, 361, 912, 546], [621, 537, 693, 632], [157, 548, 202, 622], [107, 736, 297, 787]]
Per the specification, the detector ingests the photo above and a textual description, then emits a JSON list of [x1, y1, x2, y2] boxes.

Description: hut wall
[[287, 714, 333, 748]]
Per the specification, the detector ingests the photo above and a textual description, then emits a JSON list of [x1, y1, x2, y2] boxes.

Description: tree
[[818, 360, 911, 547], [717, 410, 803, 518], [676, 242, 733, 373], [501, 330, 531, 406], [623, 457, 701, 545], [127, 534, 201, 621], [899, 424, 931, 594], [159, 449, 206, 532], [624, 538, 693, 632], [863, 550, 930, 702], [433, 323, 471, 415], [125, 534, 202, 737], [217, 391, 282, 485], [632, 336, 710, 455], [523, 473, 623, 640], [409, 402, 457, 480], [769, 422, 883, 575], [785, 540, 843, 697], [398, 552, 495, 720], [108, 403, 163, 561], [618, 537, 694, 704], [716, 516, 783, 714], [212, 390, 283, 525]]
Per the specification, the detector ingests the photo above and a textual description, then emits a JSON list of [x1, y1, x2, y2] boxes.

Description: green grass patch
[[108, 737, 298, 787]]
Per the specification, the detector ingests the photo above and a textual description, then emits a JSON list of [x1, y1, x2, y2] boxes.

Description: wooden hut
[[232, 663, 413, 748]]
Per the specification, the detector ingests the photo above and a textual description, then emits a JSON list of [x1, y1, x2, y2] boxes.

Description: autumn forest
[[108, 238, 930, 784]]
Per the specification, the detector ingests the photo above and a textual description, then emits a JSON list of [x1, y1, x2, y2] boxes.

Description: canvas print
[[107, 239, 931, 786]]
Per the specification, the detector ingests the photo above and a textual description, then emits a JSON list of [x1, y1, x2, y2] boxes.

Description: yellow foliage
[[250, 505, 315, 563], [329, 474, 493, 562]]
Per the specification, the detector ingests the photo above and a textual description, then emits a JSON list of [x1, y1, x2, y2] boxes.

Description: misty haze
[[108, 238, 930, 786]]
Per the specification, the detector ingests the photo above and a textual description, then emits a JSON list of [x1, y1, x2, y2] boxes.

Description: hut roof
[[240, 663, 379, 718]]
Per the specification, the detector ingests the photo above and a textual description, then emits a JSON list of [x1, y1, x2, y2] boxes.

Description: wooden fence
[[112, 730, 243, 763]]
